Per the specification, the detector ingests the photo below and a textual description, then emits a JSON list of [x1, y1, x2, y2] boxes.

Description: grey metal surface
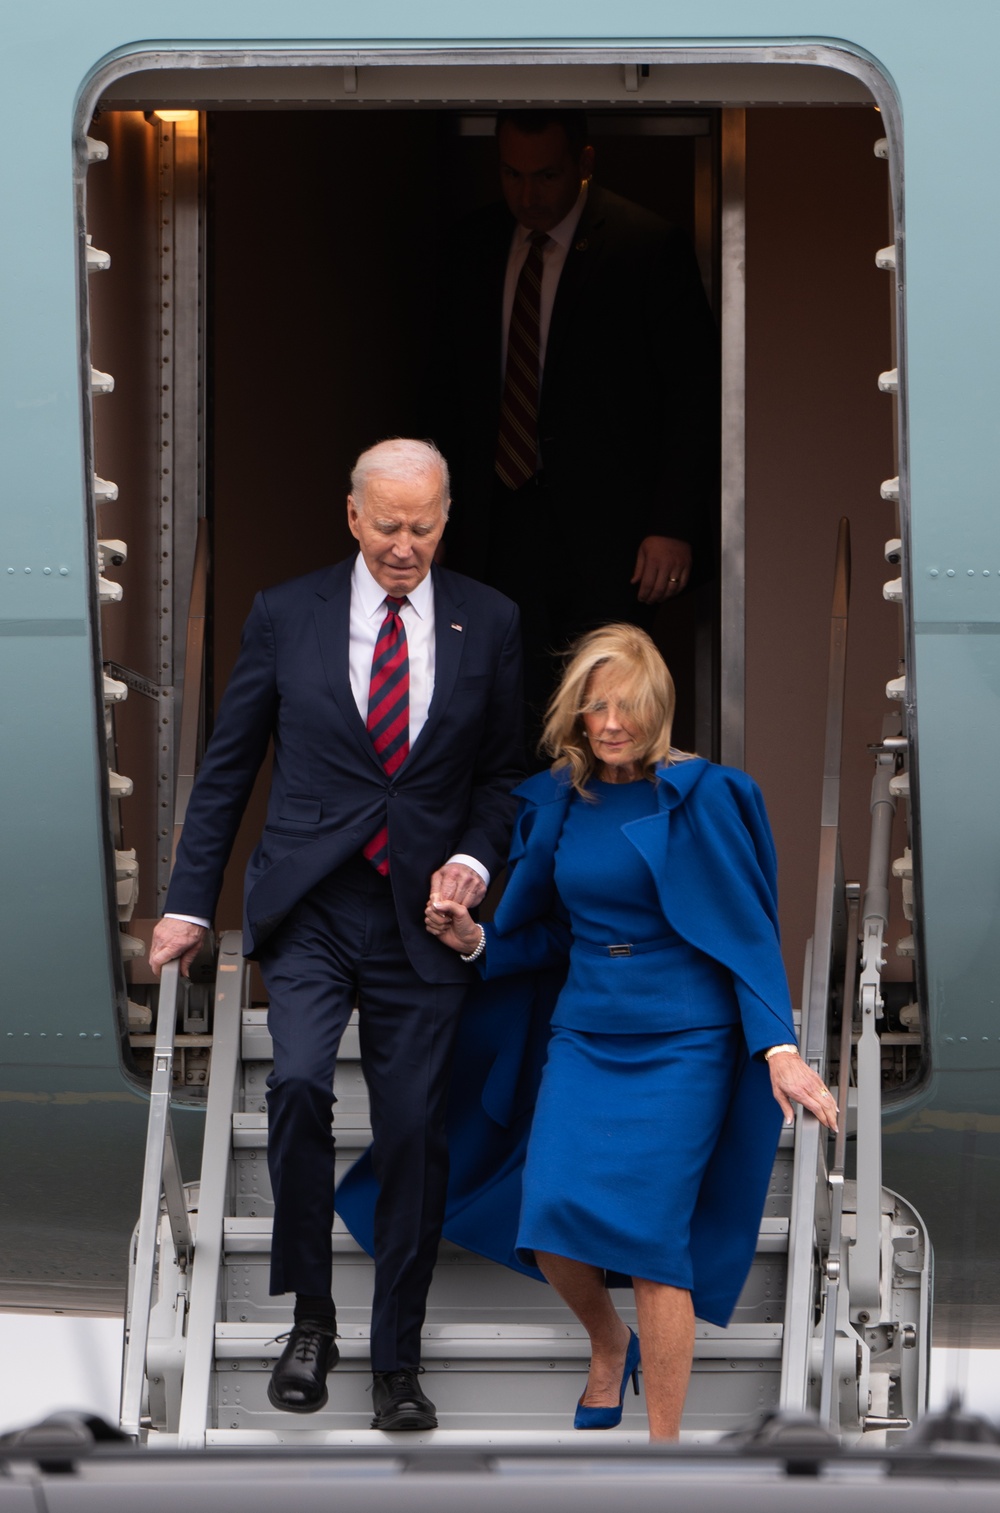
[[119, 961, 186, 1438], [177, 933, 247, 1448], [718, 107, 746, 769], [157, 112, 205, 907], [779, 522, 850, 1415]]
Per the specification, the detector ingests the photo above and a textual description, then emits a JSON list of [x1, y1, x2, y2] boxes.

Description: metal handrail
[[177, 930, 246, 1448], [852, 728, 900, 1316], [819, 882, 861, 1427], [779, 517, 851, 1412], [120, 517, 209, 1438], [119, 960, 192, 1437]]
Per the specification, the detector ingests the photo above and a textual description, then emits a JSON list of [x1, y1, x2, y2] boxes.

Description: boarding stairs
[[119, 523, 929, 1448]]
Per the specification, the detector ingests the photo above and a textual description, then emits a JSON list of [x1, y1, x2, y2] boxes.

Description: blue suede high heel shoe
[[573, 1328, 641, 1429]]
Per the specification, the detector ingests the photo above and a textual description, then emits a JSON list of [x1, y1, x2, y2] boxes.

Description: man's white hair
[[350, 438, 451, 519]]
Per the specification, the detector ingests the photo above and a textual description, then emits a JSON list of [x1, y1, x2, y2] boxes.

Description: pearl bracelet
[[764, 1043, 799, 1061], [460, 926, 487, 964]]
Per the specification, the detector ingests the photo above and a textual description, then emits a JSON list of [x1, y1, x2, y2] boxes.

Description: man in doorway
[[439, 109, 717, 746], [149, 438, 522, 1428]]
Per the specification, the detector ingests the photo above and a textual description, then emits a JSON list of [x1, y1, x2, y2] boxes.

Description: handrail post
[[819, 883, 861, 1427], [176, 931, 246, 1448], [120, 960, 184, 1438], [852, 742, 898, 1317], [780, 518, 850, 1413]]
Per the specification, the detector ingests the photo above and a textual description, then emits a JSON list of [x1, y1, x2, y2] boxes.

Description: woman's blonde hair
[[541, 623, 682, 795]]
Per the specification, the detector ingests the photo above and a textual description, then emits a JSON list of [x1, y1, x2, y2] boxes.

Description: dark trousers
[[258, 854, 466, 1370]]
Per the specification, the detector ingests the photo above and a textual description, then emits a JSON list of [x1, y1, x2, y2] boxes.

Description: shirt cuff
[[165, 912, 212, 930], [445, 854, 491, 889]]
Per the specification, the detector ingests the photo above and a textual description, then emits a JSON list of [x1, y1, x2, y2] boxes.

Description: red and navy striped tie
[[362, 595, 409, 875]]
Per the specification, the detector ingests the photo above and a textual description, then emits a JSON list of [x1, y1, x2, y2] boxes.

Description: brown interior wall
[[744, 107, 908, 1005], [209, 112, 449, 935], [86, 110, 166, 925], [208, 110, 706, 936]]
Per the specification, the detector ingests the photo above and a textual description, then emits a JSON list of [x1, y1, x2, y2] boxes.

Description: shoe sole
[[371, 1410, 438, 1431], [267, 1382, 330, 1414]]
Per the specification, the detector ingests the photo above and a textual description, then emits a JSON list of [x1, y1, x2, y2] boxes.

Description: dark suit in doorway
[[440, 182, 717, 733]]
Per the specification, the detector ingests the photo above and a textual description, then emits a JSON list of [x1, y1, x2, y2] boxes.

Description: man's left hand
[[426, 863, 486, 928], [631, 536, 692, 604]]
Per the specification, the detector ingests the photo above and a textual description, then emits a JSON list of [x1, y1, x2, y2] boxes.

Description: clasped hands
[[425, 877, 482, 956]]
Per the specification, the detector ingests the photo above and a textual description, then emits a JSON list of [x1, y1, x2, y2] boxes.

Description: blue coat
[[337, 758, 797, 1325]]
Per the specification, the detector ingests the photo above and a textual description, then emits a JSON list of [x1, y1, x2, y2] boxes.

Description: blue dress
[[515, 779, 744, 1289], [336, 759, 794, 1328]]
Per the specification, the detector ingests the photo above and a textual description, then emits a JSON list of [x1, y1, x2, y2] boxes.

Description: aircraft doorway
[[206, 105, 720, 766], [85, 70, 907, 1078]]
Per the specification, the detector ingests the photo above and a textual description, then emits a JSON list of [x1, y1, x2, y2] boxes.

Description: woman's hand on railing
[[425, 895, 482, 956], [767, 1050, 839, 1132], [149, 918, 207, 979]]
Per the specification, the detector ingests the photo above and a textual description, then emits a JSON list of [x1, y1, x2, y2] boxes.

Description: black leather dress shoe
[[370, 1369, 438, 1430], [267, 1322, 340, 1414]]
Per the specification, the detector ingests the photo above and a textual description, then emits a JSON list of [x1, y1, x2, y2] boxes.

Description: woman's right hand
[[425, 895, 482, 956]]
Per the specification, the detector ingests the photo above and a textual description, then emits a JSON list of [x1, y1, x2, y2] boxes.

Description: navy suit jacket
[[439, 184, 718, 585], [165, 556, 523, 980]]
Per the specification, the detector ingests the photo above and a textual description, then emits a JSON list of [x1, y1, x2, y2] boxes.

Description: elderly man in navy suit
[[149, 438, 522, 1428]]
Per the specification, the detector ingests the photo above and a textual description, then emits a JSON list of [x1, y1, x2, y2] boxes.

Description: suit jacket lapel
[[404, 565, 467, 769], [313, 556, 384, 776]]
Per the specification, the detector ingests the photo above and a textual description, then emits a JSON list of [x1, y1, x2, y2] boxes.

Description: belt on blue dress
[[573, 935, 685, 959]]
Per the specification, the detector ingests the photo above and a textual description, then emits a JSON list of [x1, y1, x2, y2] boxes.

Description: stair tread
[[201, 1428, 723, 1446]]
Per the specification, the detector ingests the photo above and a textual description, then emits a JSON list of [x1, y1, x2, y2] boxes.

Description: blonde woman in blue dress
[[426, 625, 837, 1441]]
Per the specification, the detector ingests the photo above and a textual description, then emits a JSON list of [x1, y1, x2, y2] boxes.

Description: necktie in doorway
[[495, 231, 550, 490], [362, 596, 409, 875]]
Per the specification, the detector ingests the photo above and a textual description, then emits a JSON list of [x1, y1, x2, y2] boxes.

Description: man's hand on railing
[[767, 1049, 839, 1132], [149, 918, 208, 979]]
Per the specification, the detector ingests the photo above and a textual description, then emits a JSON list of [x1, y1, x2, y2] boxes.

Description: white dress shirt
[[500, 183, 589, 382], [167, 556, 489, 929]]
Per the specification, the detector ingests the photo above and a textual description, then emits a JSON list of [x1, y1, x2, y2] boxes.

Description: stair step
[[202, 1428, 669, 1446], [205, 1325, 782, 1435], [242, 1009, 361, 1064], [222, 1214, 788, 1258], [214, 1322, 783, 1362], [232, 1111, 372, 1149]]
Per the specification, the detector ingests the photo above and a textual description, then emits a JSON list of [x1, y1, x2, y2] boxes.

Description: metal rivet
[[947, 569, 956, 577], [929, 569, 939, 577], [6, 568, 13, 575], [960, 1036, 969, 1042], [93, 1032, 102, 1039], [79, 1032, 88, 1039], [56, 1032, 63, 1038], [43, 566, 51, 575], [968, 569, 976, 577], [24, 567, 31, 574], [59, 567, 69, 576]]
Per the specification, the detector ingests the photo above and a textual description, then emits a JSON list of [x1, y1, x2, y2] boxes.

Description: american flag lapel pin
[[451, 622, 463, 632]]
